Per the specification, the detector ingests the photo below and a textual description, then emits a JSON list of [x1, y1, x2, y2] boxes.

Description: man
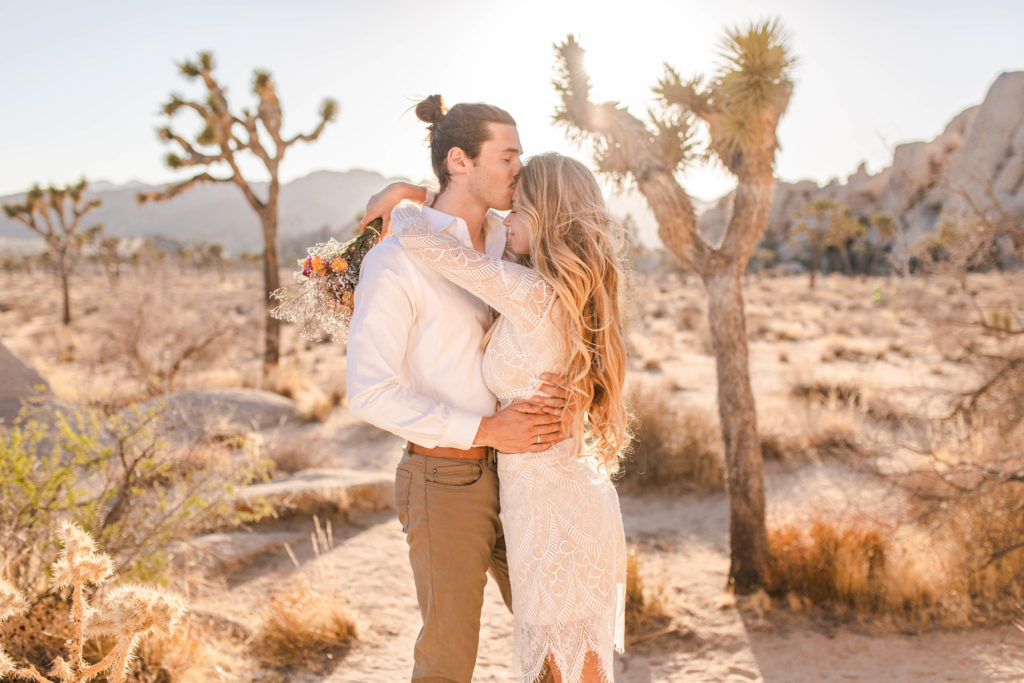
[[347, 96, 565, 683]]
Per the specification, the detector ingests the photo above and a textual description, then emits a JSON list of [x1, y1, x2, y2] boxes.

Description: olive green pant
[[394, 448, 513, 683]]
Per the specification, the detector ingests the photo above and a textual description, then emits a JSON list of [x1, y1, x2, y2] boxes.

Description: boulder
[[140, 387, 300, 441], [0, 341, 51, 424], [243, 467, 393, 519]]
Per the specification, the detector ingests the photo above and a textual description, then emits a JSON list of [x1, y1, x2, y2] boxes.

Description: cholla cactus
[[0, 578, 28, 676], [2, 522, 186, 683], [85, 584, 186, 681]]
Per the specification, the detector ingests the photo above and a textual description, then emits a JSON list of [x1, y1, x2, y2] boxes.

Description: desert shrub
[[758, 432, 806, 461], [769, 418, 1024, 625], [135, 615, 249, 683], [892, 417, 1024, 621], [619, 384, 724, 492], [254, 579, 356, 673], [0, 398, 271, 600], [819, 339, 887, 363], [93, 283, 252, 403]]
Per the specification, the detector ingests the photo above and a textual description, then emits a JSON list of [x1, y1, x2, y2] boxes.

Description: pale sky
[[1, 0, 1022, 201]]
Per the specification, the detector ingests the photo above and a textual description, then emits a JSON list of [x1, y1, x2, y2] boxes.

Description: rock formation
[[699, 71, 1024, 259]]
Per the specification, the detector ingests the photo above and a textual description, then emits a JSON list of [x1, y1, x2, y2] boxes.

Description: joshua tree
[[139, 52, 337, 371], [862, 211, 898, 276], [824, 207, 866, 276], [554, 20, 795, 592], [790, 198, 837, 288], [2, 180, 102, 325]]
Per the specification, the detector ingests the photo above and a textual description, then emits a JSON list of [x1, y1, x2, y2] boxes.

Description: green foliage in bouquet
[[271, 217, 383, 342]]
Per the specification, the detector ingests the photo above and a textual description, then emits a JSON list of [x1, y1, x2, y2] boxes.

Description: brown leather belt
[[407, 443, 488, 461]]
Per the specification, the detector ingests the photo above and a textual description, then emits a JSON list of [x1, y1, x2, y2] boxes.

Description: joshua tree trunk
[[705, 264, 768, 588], [809, 241, 820, 289], [260, 203, 281, 368], [58, 250, 72, 326]]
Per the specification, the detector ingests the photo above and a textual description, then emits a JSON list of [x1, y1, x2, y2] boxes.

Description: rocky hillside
[[700, 71, 1024, 252]]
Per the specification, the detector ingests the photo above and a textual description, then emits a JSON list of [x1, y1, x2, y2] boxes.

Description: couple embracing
[[347, 95, 628, 683]]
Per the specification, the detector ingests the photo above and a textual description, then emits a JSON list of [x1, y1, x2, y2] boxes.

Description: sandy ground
[[186, 415, 1024, 682], [3, 269, 1023, 681]]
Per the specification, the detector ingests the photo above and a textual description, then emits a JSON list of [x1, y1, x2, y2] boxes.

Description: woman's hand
[[528, 373, 570, 417], [358, 182, 428, 237]]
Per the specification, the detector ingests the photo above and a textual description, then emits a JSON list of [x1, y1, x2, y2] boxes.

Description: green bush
[[0, 398, 271, 596]]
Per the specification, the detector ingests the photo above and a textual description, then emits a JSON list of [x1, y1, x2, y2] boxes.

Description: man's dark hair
[[415, 95, 516, 191]]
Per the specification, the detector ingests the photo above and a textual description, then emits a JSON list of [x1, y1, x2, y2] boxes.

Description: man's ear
[[446, 146, 469, 177]]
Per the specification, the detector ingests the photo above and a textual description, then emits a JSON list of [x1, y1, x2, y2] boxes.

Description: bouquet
[[270, 217, 383, 342]]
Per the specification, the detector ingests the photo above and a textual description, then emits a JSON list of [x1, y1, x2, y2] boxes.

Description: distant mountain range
[[0, 169, 672, 256], [0, 169, 405, 257]]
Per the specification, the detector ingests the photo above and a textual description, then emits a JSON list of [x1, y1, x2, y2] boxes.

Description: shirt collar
[[421, 205, 507, 260]]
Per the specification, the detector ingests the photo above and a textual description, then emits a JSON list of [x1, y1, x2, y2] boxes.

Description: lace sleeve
[[392, 204, 555, 332]]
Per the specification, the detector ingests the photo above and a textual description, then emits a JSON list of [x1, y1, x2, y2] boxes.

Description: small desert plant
[[253, 518, 356, 673], [624, 545, 671, 640], [619, 384, 724, 492], [267, 435, 331, 476], [1, 522, 185, 683]]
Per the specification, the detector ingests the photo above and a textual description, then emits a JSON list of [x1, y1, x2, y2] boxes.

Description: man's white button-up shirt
[[346, 201, 507, 449]]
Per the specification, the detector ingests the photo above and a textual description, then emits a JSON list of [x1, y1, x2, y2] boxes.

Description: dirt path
[[239, 480, 1023, 682]]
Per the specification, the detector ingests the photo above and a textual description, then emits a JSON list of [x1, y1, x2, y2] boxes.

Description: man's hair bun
[[415, 94, 447, 125]]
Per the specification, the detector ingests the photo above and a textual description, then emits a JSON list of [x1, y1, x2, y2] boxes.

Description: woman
[[390, 152, 629, 683]]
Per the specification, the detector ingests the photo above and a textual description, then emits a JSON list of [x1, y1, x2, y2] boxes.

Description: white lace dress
[[393, 204, 626, 683]]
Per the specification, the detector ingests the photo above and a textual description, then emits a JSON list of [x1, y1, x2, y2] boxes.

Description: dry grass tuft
[[619, 383, 724, 493], [253, 577, 357, 673], [624, 545, 672, 640], [267, 435, 331, 476], [759, 432, 805, 461], [768, 515, 891, 612], [136, 615, 249, 682], [264, 361, 333, 422], [766, 508, 1018, 626], [790, 378, 864, 406], [253, 517, 357, 674]]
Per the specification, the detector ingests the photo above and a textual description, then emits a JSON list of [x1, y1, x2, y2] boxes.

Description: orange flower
[[311, 256, 326, 275], [341, 290, 354, 306], [331, 257, 348, 273]]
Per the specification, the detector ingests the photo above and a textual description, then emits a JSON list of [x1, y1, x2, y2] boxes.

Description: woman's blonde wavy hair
[[514, 153, 629, 470]]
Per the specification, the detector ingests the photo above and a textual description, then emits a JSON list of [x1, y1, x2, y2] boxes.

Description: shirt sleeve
[[392, 204, 555, 333], [345, 244, 482, 449]]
